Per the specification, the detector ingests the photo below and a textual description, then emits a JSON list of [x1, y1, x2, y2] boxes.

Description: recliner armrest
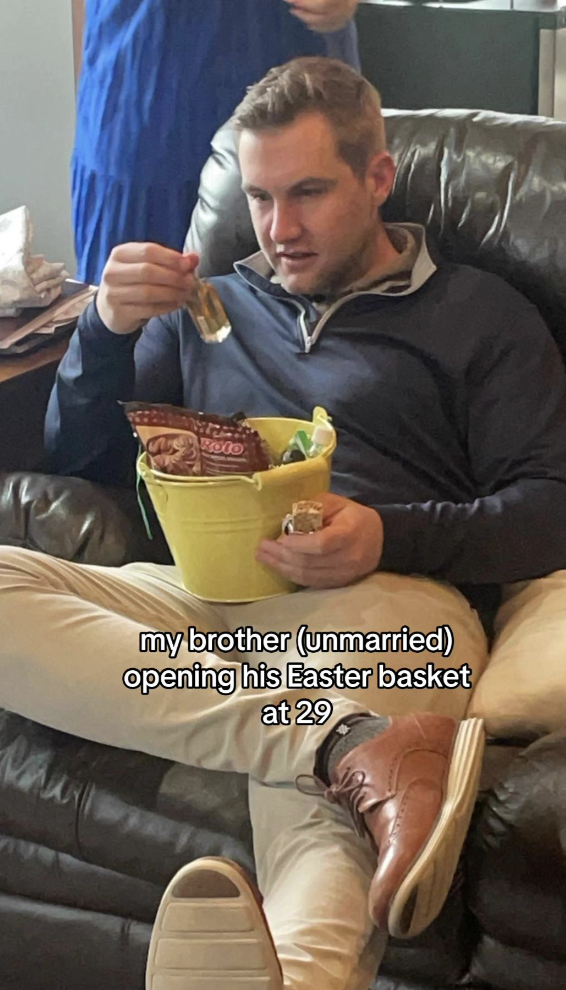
[[468, 730, 566, 986], [0, 472, 172, 567]]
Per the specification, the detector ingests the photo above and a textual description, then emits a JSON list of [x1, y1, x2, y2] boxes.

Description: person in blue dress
[[72, 0, 360, 283]]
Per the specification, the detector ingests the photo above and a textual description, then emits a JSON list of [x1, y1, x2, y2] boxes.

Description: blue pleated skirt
[[72, 0, 359, 282]]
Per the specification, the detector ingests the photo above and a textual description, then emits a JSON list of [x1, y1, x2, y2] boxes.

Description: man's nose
[[269, 202, 302, 245]]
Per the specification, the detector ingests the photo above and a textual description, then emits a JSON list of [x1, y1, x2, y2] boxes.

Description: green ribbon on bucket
[[136, 445, 154, 540]]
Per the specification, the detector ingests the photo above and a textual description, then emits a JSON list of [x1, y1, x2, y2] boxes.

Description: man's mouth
[[276, 251, 317, 271]]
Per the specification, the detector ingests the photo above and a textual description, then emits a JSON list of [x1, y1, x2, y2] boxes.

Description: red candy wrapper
[[122, 402, 272, 477]]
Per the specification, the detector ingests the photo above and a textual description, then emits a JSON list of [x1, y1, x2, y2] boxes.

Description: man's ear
[[366, 152, 396, 208]]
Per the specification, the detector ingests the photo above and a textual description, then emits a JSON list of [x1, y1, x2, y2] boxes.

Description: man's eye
[[249, 192, 270, 203], [299, 188, 323, 198]]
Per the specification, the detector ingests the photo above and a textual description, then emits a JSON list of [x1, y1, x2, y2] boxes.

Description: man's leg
[[144, 573, 486, 990], [0, 548, 372, 990], [0, 549, 485, 775], [0, 547, 361, 778], [0, 548, 485, 985], [250, 780, 387, 990], [145, 789, 385, 990], [226, 570, 487, 718], [220, 574, 487, 963]]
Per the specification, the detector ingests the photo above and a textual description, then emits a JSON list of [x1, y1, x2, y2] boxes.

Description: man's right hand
[[96, 243, 200, 335]]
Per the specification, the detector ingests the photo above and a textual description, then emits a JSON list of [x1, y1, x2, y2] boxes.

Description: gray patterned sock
[[315, 713, 391, 785]]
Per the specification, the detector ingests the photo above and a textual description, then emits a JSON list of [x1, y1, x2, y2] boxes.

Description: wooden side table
[[0, 338, 69, 473]]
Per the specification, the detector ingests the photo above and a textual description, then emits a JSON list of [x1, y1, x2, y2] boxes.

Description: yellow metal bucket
[[137, 407, 336, 602]]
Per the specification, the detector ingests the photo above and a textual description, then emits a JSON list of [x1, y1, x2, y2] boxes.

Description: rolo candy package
[[122, 401, 272, 477]]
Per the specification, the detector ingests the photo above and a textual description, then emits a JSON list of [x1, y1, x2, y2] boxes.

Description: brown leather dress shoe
[[321, 714, 485, 939]]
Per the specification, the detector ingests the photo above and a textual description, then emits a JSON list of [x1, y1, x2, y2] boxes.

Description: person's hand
[[96, 243, 200, 335], [256, 493, 383, 589], [284, 0, 359, 33]]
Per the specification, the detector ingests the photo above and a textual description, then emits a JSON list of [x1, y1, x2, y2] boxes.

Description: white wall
[[0, 0, 77, 272]]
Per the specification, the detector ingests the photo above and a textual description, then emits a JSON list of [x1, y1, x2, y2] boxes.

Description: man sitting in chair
[[2, 58, 566, 990]]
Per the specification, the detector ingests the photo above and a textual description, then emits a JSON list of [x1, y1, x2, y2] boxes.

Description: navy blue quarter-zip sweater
[[46, 254, 566, 588]]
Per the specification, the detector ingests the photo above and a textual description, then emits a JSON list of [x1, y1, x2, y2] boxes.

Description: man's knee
[[0, 545, 36, 572], [0, 546, 54, 588]]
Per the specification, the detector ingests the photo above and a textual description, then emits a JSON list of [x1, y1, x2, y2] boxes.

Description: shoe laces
[[296, 769, 368, 837]]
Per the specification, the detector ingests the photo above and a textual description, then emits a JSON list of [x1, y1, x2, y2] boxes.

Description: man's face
[[239, 112, 394, 297]]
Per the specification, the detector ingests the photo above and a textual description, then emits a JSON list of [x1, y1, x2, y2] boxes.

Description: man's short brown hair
[[233, 57, 386, 180]]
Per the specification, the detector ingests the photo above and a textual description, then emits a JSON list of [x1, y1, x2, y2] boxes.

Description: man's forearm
[[375, 478, 566, 584], [45, 300, 139, 484]]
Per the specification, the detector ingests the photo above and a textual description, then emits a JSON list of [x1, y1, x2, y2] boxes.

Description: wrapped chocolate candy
[[122, 402, 272, 477], [282, 500, 324, 535], [185, 278, 232, 344]]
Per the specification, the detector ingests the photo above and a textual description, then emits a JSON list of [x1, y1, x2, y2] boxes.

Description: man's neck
[[317, 225, 417, 304], [266, 225, 420, 302], [361, 223, 404, 284]]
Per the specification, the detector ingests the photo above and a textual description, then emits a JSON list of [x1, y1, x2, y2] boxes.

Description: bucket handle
[[313, 405, 330, 426], [140, 458, 264, 492], [251, 473, 264, 491]]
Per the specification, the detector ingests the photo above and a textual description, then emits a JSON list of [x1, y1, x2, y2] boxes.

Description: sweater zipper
[[288, 298, 314, 353], [303, 290, 391, 350], [289, 289, 390, 353]]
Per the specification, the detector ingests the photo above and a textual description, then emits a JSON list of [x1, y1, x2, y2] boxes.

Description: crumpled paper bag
[[0, 205, 69, 316]]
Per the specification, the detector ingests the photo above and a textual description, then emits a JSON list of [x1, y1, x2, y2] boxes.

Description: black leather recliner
[[1, 109, 566, 990]]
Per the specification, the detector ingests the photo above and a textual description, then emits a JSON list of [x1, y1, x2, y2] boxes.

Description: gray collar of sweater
[[234, 222, 437, 352]]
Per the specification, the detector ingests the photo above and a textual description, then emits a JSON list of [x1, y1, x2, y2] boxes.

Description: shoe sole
[[146, 857, 283, 990], [386, 717, 485, 939]]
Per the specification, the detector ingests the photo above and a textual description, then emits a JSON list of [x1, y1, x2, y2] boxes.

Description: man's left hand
[[284, 0, 359, 33], [256, 493, 383, 589]]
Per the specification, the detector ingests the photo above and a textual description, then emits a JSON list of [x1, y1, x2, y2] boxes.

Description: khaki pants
[[0, 548, 488, 990]]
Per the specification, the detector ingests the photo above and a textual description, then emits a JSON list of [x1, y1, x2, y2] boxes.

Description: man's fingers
[[180, 252, 200, 272], [257, 537, 345, 572], [110, 242, 197, 271], [257, 549, 341, 586], [277, 524, 349, 556], [256, 544, 351, 588], [258, 541, 336, 567], [319, 492, 352, 520], [105, 261, 195, 292], [108, 283, 192, 307], [266, 563, 344, 589], [119, 301, 189, 322], [97, 242, 202, 333]]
